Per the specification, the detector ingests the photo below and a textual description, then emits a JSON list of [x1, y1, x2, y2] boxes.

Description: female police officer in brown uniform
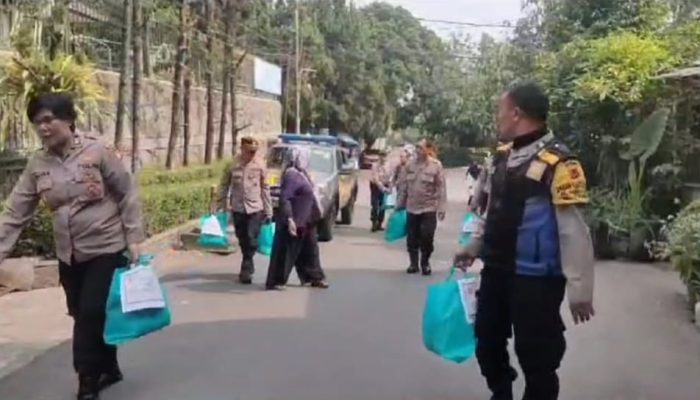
[[396, 139, 447, 276], [0, 93, 144, 400]]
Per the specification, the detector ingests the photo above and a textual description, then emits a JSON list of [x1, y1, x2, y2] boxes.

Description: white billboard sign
[[254, 57, 282, 96]]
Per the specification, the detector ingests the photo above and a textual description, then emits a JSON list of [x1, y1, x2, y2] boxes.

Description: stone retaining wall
[[87, 70, 282, 167]]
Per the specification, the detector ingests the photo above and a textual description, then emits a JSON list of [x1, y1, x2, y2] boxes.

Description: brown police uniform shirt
[[218, 156, 272, 218], [0, 133, 145, 265], [397, 157, 447, 215], [370, 161, 391, 191]]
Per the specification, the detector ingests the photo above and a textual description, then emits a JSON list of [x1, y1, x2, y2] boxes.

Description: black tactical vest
[[480, 132, 573, 275]]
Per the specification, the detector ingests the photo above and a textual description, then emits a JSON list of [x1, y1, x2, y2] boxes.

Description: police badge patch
[[551, 160, 589, 205]]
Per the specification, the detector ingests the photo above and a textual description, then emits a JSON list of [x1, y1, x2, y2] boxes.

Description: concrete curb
[[0, 220, 200, 381], [0, 342, 62, 381]]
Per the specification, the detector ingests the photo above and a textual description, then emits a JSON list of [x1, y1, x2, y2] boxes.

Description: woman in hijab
[[265, 146, 329, 290]]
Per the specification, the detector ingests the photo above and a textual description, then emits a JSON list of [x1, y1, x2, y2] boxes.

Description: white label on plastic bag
[[457, 276, 479, 324], [201, 215, 225, 237], [120, 266, 166, 313], [461, 218, 474, 233], [462, 214, 485, 234]]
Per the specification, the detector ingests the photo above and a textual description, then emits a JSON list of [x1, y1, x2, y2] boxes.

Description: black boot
[[98, 348, 122, 391], [489, 383, 513, 400], [77, 374, 100, 400], [420, 252, 432, 276], [98, 366, 123, 391], [239, 257, 254, 284], [488, 367, 517, 400], [371, 221, 378, 232], [406, 251, 419, 274]]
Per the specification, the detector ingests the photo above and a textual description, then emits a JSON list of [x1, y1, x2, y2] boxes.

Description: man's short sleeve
[[551, 159, 589, 206]]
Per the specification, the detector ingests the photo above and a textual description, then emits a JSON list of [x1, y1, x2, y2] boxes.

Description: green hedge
[[141, 179, 217, 237], [4, 162, 224, 259], [137, 161, 228, 186]]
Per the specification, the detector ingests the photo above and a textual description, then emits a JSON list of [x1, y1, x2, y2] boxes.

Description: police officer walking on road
[[0, 93, 145, 399], [369, 152, 391, 232], [218, 136, 272, 285], [397, 139, 447, 276], [454, 82, 595, 400]]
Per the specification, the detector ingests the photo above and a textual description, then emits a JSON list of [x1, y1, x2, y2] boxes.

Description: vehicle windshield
[[267, 146, 335, 176]]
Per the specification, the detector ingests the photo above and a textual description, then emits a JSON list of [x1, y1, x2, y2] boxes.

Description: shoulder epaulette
[[496, 142, 513, 152], [537, 149, 561, 166], [428, 156, 443, 166]]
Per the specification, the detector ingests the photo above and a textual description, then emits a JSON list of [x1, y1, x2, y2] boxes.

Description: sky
[[353, 0, 524, 41]]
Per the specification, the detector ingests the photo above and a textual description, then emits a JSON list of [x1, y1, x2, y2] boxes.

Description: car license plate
[[267, 173, 280, 186]]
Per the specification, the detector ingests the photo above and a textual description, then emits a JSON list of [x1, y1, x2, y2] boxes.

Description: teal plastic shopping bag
[[104, 256, 172, 346], [458, 212, 477, 246], [385, 209, 408, 242], [197, 211, 230, 248], [422, 268, 477, 364], [258, 222, 276, 256]]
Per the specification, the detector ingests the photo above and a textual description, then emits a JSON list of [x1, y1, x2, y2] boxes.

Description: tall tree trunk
[[203, 0, 215, 164], [230, 73, 238, 156], [183, 65, 192, 167], [142, 8, 152, 77], [230, 52, 247, 156], [165, 1, 188, 169], [131, 0, 143, 173], [217, 1, 233, 160], [60, 0, 71, 55], [114, 0, 132, 148]]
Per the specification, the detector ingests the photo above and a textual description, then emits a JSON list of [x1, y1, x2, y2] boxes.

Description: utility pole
[[294, 2, 301, 134]]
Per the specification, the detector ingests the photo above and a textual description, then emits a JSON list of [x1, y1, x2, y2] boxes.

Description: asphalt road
[[1, 172, 700, 400]]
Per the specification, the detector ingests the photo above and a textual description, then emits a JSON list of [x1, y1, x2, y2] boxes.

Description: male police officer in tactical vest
[[454, 82, 595, 400]]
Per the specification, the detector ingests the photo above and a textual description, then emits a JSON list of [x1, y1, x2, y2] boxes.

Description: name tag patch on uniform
[[525, 160, 547, 182]]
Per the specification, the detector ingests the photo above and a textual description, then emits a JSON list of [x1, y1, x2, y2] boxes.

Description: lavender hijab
[[284, 146, 323, 215], [285, 146, 312, 173]]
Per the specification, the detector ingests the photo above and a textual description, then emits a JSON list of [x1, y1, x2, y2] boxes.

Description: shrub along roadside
[[654, 200, 700, 308], [3, 163, 224, 259], [141, 179, 217, 237], [137, 161, 228, 186]]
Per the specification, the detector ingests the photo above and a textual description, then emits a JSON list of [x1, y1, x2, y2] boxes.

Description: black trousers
[[59, 252, 127, 376], [369, 183, 386, 224], [406, 212, 437, 263], [265, 223, 325, 287], [475, 267, 567, 400], [232, 211, 265, 273]]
